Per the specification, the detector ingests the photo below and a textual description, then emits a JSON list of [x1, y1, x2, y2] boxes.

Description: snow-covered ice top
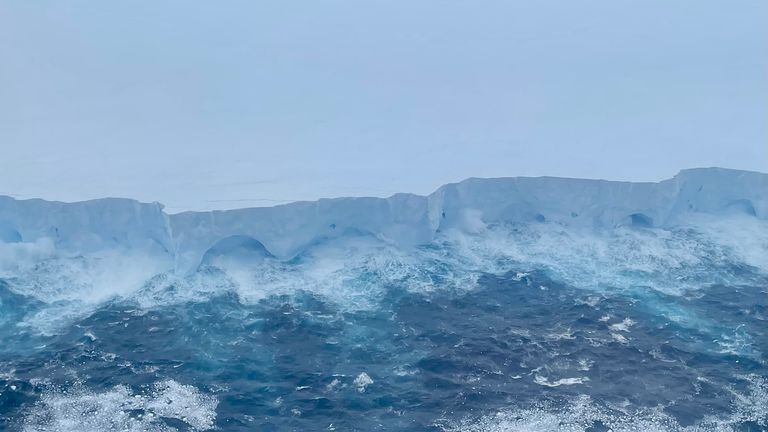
[[0, 167, 765, 272]]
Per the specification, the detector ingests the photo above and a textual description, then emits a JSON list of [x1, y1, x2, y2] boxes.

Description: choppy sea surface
[[1, 219, 766, 431]]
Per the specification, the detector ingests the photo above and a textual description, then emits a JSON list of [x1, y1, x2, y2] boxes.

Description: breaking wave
[[1, 213, 766, 431], [22, 379, 217, 432], [2, 215, 765, 335], [439, 375, 768, 432]]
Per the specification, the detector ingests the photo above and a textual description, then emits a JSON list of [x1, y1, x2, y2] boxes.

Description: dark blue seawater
[[1, 260, 766, 431]]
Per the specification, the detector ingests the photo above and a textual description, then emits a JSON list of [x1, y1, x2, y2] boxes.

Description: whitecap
[[609, 318, 635, 333], [440, 375, 768, 432], [533, 375, 589, 387], [353, 372, 374, 392], [22, 379, 217, 432]]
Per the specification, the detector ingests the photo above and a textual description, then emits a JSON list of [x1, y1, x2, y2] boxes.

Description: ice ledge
[[1, 167, 765, 271]]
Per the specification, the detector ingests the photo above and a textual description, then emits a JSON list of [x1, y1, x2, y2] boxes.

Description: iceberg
[[0, 168, 768, 431], [0, 167, 765, 274], [2, 168, 768, 432]]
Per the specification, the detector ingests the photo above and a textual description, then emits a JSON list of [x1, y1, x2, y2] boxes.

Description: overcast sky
[[1, 1, 766, 212]]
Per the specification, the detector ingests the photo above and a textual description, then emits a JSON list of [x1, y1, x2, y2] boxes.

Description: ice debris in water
[[22, 379, 217, 432]]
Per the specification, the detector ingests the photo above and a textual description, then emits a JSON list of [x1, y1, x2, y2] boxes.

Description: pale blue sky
[[1, 1, 766, 212]]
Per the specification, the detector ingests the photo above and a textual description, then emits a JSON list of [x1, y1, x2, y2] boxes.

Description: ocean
[[1, 221, 766, 431]]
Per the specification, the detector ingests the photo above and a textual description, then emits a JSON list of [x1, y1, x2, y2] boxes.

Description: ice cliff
[[1, 167, 765, 273]]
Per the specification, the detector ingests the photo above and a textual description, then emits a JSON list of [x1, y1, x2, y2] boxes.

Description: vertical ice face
[[664, 168, 768, 224], [0, 196, 174, 256], [168, 193, 436, 270], [433, 168, 766, 233], [430, 175, 668, 230], [0, 168, 764, 273]]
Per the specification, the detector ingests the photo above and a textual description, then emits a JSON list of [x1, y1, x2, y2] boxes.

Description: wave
[[438, 375, 768, 432], [1, 215, 766, 336]]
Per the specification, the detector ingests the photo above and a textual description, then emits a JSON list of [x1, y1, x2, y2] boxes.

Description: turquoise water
[[0, 225, 766, 431]]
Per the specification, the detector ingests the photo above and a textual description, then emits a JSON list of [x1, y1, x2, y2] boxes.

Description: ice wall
[[0, 196, 173, 255], [1, 168, 765, 272]]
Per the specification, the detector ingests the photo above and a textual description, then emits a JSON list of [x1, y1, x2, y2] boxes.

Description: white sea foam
[[439, 375, 768, 432], [353, 372, 374, 392], [611, 333, 629, 344], [1, 215, 765, 336], [435, 217, 768, 296], [533, 375, 589, 387], [7, 250, 171, 335], [686, 214, 768, 273], [610, 318, 636, 333], [0, 238, 55, 275], [22, 379, 218, 432]]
